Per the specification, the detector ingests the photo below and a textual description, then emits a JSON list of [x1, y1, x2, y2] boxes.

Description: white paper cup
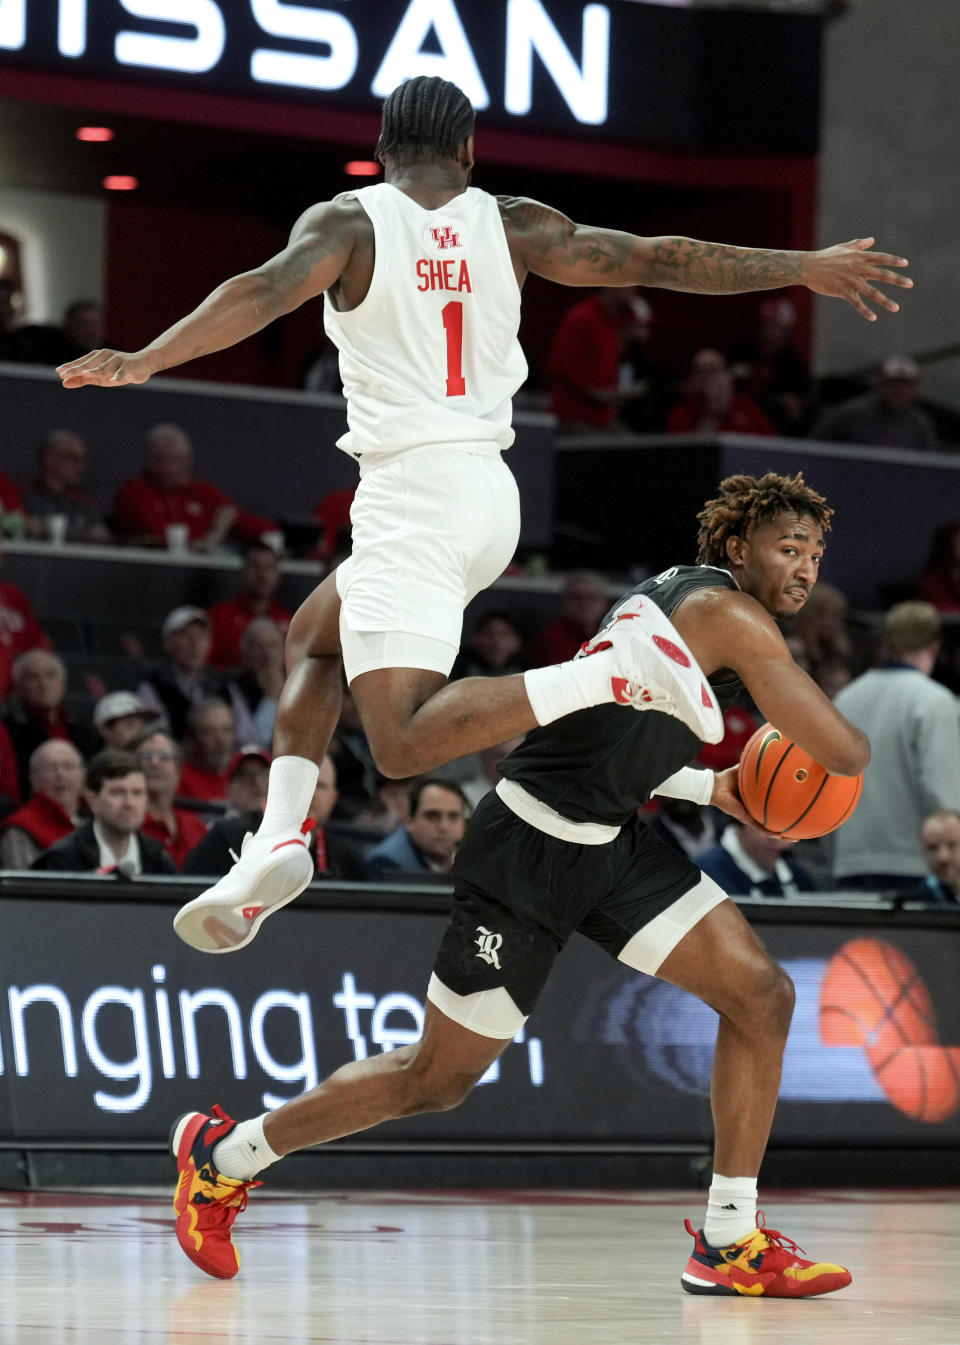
[[165, 523, 190, 552], [47, 514, 68, 546]]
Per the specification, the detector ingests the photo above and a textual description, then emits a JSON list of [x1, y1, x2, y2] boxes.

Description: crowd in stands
[[2, 288, 959, 896], [1, 519, 958, 898], [3, 284, 953, 454], [545, 290, 951, 451]]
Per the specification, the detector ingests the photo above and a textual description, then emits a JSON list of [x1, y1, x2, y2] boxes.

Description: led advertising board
[[0, 895, 956, 1147]]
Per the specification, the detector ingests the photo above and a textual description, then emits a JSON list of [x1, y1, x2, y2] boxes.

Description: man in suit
[[33, 748, 175, 875], [699, 822, 814, 898], [908, 809, 960, 905], [365, 778, 468, 879], [183, 752, 363, 881]]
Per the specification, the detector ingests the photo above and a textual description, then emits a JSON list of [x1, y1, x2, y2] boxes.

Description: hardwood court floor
[[0, 1187, 955, 1344]]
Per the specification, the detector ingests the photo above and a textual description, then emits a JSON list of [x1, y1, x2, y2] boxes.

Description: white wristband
[[652, 766, 716, 807]]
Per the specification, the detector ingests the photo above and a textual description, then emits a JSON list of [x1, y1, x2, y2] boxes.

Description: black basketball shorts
[[427, 790, 728, 1039]]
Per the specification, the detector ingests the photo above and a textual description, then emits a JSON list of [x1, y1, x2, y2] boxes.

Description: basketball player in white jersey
[[57, 77, 912, 951]]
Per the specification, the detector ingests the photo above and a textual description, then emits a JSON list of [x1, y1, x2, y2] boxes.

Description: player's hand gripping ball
[[737, 723, 863, 840]]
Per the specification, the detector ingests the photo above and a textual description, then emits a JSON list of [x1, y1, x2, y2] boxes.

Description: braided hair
[[376, 76, 475, 165], [696, 472, 832, 567]]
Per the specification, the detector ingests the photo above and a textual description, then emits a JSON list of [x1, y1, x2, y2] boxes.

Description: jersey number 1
[[442, 301, 466, 397]]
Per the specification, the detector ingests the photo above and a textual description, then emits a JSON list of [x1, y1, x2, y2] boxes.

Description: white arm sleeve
[[652, 766, 716, 807]]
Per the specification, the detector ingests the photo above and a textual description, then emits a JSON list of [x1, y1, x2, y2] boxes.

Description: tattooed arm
[[57, 199, 361, 389], [501, 196, 912, 322]]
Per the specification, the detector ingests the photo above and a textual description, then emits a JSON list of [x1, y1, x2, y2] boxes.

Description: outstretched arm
[[57, 200, 359, 389], [501, 196, 912, 321]]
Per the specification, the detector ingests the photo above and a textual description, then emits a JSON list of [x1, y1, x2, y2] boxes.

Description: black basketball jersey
[[501, 565, 744, 826]]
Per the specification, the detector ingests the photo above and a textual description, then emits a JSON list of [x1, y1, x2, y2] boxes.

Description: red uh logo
[[431, 226, 461, 250]]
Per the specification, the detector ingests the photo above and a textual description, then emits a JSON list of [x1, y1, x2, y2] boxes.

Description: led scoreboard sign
[[0, 0, 821, 152]]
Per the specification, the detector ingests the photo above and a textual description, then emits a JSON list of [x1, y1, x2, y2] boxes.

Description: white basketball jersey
[[324, 183, 527, 462]]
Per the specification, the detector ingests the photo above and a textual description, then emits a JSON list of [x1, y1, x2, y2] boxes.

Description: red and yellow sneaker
[[171, 1105, 261, 1280], [680, 1213, 852, 1298]]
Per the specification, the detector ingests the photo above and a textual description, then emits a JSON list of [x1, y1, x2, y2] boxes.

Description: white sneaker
[[173, 822, 315, 954], [582, 595, 724, 743]]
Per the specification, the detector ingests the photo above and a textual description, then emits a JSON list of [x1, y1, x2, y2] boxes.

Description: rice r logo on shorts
[[474, 926, 503, 969]]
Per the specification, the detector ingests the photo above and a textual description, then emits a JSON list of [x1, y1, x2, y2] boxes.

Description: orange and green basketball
[[737, 723, 863, 840]]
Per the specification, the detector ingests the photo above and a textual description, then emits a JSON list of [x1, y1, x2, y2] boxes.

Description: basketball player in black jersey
[[170, 471, 868, 1295]]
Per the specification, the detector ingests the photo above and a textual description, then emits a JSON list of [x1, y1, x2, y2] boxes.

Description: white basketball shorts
[[335, 445, 521, 683]]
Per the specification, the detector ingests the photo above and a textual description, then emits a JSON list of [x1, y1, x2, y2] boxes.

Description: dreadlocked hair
[[696, 472, 832, 567], [375, 76, 475, 164]]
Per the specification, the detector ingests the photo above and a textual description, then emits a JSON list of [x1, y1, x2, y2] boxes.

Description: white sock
[[212, 1114, 283, 1182], [703, 1173, 759, 1248], [523, 649, 618, 726], [259, 755, 319, 835]]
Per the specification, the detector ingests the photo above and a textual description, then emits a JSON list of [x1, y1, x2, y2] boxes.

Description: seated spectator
[[617, 295, 672, 435], [365, 779, 468, 878], [15, 298, 103, 367], [0, 277, 28, 362], [329, 689, 378, 819], [453, 736, 525, 810], [183, 752, 363, 879], [93, 691, 157, 750], [3, 649, 97, 798], [223, 745, 271, 815], [178, 700, 238, 803], [111, 423, 276, 549], [0, 739, 84, 869], [0, 539, 49, 697], [699, 823, 815, 898], [917, 521, 960, 614], [32, 748, 175, 875], [907, 810, 960, 905], [0, 471, 26, 538], [134, 729, 208, 870], [301, 331, 343, 394], [648, 796, 724, 863], [786, 581, 853, 692], [137, 607, 230, 741], [228, 618, 286, 749], [527, 571, 611, 667], [312, 485, 356, 565], [696, 704, 761, 774], [207, 542, 291, 670], [450, 610, 525, 680], [349, 771, 416, 834], [21, 429, 109, 543], [548, 288, 648, 433], [667, 348, 775, 436], [0, 718, 19, 806], [729, 297, 813, 435], [812, 355, 938, 452]]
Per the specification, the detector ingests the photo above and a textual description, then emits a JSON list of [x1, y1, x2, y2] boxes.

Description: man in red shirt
[[0, 738, 84, 868], [0, 540, 49, 698], [667, 348, 775, 436], [207, 542, 291, 671], [548, 289, 646, 432], [0, 471, 25, 525], [311, 485, 356, 564], [134, 728, 208, 870], [0, 719, 19, 804], [178, 701, 238, 804], [527, 571, 613, 667], [111, 423, 276, 550]]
